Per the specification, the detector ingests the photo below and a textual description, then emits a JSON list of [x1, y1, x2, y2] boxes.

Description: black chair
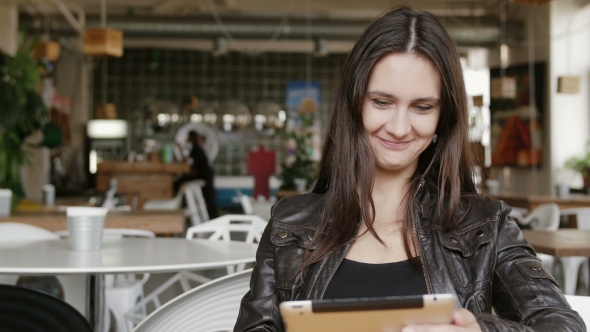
[[0, 284, 93, 332]]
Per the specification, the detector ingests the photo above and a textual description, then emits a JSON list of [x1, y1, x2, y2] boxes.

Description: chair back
[[522, 203, 560, 231], [101, 178, 120, 209], [238, 192, 254, 215], [0, 222, 60, 241], [560, 208, 590, 230], [132, 269, 252, 332], [0, 284, 93, 332], [143, 190, 184, 211], [565, 295, 590, 326], [183, 180, 209, 226], [185, 214, 267, 243], [0, 223, 60, 285]]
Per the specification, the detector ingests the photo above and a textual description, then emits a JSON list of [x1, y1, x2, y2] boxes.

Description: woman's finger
[[453, 308, 478, 326]]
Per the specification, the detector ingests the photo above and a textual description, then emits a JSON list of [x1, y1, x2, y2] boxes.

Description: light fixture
[[87, 119, 128, 139]]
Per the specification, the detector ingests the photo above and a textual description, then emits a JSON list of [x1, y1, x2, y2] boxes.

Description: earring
[[432, 134, 438, 143]]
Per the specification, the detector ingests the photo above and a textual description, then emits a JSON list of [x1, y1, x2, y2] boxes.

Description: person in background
[[233, 6, 584, 332], [176, 130, 218, 219]]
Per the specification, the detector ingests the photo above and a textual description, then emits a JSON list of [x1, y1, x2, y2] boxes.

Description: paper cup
[[66, 207, 108, 251], [43, 184, 55, 207], [0, 189, 12, 217]]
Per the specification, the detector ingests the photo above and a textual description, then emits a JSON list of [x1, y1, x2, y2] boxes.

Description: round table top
[[0, 238, 259, 275]]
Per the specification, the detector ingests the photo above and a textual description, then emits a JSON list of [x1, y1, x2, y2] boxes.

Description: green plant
[[565, 142, 590, 186], [278, 114, 317, 191], [0, 36, 48, 198]]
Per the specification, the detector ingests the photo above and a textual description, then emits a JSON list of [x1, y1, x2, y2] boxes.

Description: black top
[[322, 258, 428, 299], [189, 145, 214, 182]]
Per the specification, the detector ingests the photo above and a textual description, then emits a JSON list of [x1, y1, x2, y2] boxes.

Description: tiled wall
[[93, 49, 347, 175]]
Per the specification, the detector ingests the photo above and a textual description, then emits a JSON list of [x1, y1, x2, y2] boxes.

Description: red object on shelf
[[248, 146, 276, 199]]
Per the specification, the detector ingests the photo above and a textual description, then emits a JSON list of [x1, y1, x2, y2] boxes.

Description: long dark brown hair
[[304, 7, 477, 272]]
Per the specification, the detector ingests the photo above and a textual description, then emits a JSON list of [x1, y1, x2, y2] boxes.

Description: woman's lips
[[377, 137, 411, 149]]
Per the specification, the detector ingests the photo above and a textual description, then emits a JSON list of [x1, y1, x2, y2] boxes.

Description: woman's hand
[[400, 309, 482, 332]]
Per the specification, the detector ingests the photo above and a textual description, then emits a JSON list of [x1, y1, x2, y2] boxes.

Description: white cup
[[294, 178, 308, 192], [485, 179, 500, 196], [556, 183, 570, 198], [66, 207, 108, 251], [0, 189, 12, 216], [43, 184, 55, 207]]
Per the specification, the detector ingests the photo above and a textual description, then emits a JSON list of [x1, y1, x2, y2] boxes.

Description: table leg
[[86, 274, 105, 332]]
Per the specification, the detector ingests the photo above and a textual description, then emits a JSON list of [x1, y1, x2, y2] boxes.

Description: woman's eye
[[415, 105, 433, 112], [372, 99, 390, 107]]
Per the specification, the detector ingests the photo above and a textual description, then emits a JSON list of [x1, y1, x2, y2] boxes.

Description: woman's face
[[363, 53, 441, 175]]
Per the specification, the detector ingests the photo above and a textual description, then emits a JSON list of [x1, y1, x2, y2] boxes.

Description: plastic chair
[[0, 284, 93, 332], [132, 269, 252, 332], [518, 203, 560, 274], [559, 208, 590, 295], [143, 180, 209, 226], [126, 215, 266, 325], [184, 180, 210, 226], [565, 295, 590, 326], [55, 228, 156, 332], [509, 207, 529, 224], [237, 191, 274, 221], [0, 222, 87, 315], [101, 178, 120, 209]]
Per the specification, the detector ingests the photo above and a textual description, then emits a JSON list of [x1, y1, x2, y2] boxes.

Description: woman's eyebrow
[[367, 90, 395, 99]]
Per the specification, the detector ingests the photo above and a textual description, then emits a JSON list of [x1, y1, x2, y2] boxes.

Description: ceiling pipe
[[20, 15, 524, 46]]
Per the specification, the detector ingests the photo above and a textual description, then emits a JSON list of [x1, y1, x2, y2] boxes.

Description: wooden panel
[[96, 162, 188, 208], [97, 162, 189, 174], [1, 210, 184, 235], [522, 230, 590, 257]]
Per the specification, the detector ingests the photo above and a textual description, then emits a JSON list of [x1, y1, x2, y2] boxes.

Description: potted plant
[[278, 114, 317, 192], [564, 142, 590, 189], [0, 36, 48, 203]]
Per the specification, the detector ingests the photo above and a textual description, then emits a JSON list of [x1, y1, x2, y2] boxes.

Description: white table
[[0, 238, 258, 330]]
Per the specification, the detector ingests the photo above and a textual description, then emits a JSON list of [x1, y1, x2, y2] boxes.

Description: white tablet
[[279, 294, 457, 332]]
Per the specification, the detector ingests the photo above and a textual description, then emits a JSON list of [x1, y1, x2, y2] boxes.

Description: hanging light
[[219, 100, 251, 132]]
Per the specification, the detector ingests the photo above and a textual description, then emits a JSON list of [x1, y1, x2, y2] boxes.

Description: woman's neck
[[371, 168, 414, 224]]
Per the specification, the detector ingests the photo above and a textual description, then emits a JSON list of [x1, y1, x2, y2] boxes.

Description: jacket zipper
[[414, 181, 433, 294]]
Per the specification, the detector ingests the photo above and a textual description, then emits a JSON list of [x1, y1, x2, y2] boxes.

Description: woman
[[234, 7, 585, 332]]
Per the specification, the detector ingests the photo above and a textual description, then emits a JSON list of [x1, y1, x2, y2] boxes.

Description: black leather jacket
[[234, 187, 586, 332]]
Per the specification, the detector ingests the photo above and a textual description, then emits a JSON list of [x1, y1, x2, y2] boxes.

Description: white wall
[[550, 0, 590, 189], [0, 0, 18, 56]]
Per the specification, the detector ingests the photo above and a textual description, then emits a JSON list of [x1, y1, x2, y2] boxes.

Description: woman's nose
[[386, 109, 411, 137]]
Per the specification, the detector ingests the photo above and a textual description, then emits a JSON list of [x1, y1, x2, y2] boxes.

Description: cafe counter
[[96, 161, 189, 208]]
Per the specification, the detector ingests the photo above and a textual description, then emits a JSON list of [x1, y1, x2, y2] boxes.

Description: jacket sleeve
[[234, 215, 284, 332], [474, 203, 586, 332]]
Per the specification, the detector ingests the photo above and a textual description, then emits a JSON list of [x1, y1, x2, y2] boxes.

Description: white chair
[[184, 180, 209, 226], [101, 178, 120, 209], [0, 222, 87, 315], [55, 228, 156, 332], [132, 269, 252, 332], [565, 295, 590, 326], [558, 208, 590, 295], [126, 215, 266, 326], [509, 207, 529, 224], [143, 180, 209, 227], [518, 203, 560, 274], [237, 191, 274, 221]]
